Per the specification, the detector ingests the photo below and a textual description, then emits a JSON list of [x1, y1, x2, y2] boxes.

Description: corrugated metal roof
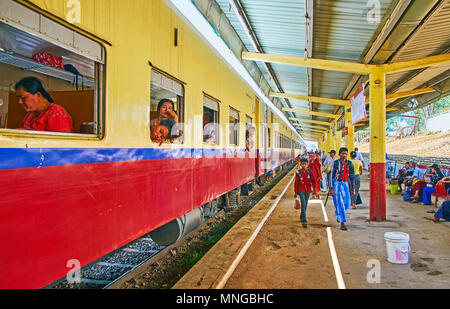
[[209, 0, 450, 137], [384, 0, 450, 110], [312, 0, 394, 116], [215, 0, 309, 114]]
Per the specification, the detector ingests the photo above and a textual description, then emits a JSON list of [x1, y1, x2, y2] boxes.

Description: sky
[[305, 141, 318, 151]]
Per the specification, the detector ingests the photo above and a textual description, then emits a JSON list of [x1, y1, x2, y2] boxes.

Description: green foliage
[[434, 95, 450, 114], [386, 95, 450, 134], [206, 222, 234, 247]]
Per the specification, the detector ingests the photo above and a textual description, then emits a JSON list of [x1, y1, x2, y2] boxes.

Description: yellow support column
[[326, 129, 333, 152], [336, 130, 342, 151], [369, 66, 387, 222], [345, 103, 355, 151]]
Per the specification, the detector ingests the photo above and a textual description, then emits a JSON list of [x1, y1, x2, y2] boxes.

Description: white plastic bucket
[[384, 232, 410, 264]]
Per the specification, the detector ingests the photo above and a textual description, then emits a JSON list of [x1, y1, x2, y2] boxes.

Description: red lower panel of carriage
[[0, 154, 261, 288]]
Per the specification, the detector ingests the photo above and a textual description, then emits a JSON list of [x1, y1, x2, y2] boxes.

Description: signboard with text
[[351, 84, 367, 124]]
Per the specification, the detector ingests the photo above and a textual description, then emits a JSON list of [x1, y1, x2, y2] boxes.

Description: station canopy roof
[[196, 0, 450, 138]]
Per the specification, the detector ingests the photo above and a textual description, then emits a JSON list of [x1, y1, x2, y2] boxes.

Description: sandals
[[340, 223, 348, 231], [302, 222, 308, 229]]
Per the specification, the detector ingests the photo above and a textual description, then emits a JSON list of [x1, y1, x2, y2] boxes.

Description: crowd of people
[[294, 148, 450, 228], [397, 161, 450, 223], [294, 147, 364, 230]]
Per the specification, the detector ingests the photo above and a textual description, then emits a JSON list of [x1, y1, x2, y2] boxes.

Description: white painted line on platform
[[319, 199, 329, 222], [214, 174, 296, 289], [317, 198, 346, 289], [326, 227, 346, 289]]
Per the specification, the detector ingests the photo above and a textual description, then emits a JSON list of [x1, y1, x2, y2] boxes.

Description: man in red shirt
[[330, 147, 356, 231], [294, 158, 316, 228], [15, 77, 73, 133], [310, 151, 322, 199]]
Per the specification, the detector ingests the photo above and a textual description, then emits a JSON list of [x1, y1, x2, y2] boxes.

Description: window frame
[[229, 106, 240, 146], [203, 93, 220, 146], [0, 7, 106, 140], [149, 68, 185, 145]]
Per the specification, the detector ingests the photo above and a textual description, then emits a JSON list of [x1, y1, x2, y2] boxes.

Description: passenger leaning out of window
[[151, 99, 181, 144], [151, 121, 171, 146], [15, 77, 73, 133], [151, 99, 178, 130]]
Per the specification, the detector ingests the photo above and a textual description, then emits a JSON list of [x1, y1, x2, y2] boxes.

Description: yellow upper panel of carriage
[[2, 0, 281, 149]]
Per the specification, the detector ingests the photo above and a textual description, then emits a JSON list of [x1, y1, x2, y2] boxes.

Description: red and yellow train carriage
[[0, 0, 305, 288]]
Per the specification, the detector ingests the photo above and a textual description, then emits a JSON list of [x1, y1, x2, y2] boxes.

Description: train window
[[245, 115, 255, 152], [229, 107, 239, 146], [150, 69, 184, 145], [0, 4, 105, 137], [203, 94, 219, 145]]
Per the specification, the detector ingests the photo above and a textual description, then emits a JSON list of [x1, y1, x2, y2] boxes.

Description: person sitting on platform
[[421, 164, 445, 205], [15, 77, 73, 133], [426, 200, 450, 223], [398, 162, 412, 193]]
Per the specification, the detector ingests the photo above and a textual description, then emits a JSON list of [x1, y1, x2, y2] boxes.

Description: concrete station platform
[[173, 168, 450, 289]]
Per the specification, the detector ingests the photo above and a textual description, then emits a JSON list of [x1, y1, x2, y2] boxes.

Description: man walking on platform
[[294, 158, 316, 228], [323, 150, 337, 189], [330, 147, 356, 231]]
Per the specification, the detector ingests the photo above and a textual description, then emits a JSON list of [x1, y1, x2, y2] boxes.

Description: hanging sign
[[336, 114, 345, 131], [351, 84, 367, 124]]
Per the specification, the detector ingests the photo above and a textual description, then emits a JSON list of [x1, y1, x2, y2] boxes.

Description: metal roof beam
[[243, 51, 449, 76], [298, 128, 327, 134], [272, 87, 435, 113], [385, 87, 436, 102], [289, 117, 332, 126], [384, 53, 450, 74], [270, 92, 347, 106], [282, 108, 340, 119], [242, 52, 373, 75], [294, 123, 327, 131], [293, 123, 329, 130]]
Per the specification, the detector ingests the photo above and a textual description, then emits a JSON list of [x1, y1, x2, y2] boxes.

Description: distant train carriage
[[0, 0, 305, 288]]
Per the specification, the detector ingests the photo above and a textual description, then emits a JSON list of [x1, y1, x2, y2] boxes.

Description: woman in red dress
[[309, 151, 322, 199], [15, 77, 73, 133]]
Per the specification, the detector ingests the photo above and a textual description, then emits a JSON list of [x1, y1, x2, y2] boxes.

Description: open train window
[[229, 107, 239, 146], [245, 115, 255, 152], [203, 94, 219, 145], [0, 2, 105, 136], [150, 69, 184, 145]]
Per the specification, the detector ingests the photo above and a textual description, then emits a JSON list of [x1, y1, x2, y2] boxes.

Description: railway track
[[48, 234, 165, 289]]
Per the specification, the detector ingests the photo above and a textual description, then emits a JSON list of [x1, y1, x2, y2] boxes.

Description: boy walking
[[294, 158, 317, 228], [330, 147, 356, 231]]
